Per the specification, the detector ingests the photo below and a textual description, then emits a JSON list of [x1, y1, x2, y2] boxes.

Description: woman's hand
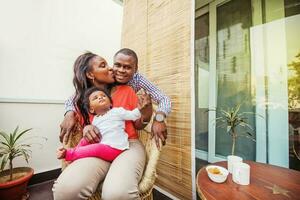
[[83, 125, 101, 143], [60, 111, 77, 144]]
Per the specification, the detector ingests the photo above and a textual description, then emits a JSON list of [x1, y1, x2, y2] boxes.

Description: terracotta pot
[[0, 167, 34, 200]]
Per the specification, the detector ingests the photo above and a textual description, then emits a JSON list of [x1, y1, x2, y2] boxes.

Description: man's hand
[[83, 125, 101, 143], [60, 111, 77, 144], [151, 120, 167, 148]]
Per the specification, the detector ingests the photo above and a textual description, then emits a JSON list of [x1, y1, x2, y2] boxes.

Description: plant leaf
[[14, 148, 32, 161], [0, 141, 10, 148], [239, 122, 254, 131], [0, 146, 9, 154], [216, 124, 226, 128], [245, 131, 254, 136], [215, 117, 223, 121], [238, 133, 256, 142], [9, 133, 14, 147], [19, 149, 31, 163], [220, 110, 231, 119], [232, 103, 241, 118], [227, 126, 232, 133], [12, 126, 19, 142], [13, 128, 33, 145], [0, 154, 9, 171], [0, 131, 10, 145]]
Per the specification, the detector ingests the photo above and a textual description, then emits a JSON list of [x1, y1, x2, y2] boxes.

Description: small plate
[[206, 165, 229, 183]]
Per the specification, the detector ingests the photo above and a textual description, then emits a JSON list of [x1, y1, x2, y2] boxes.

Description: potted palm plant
[[0, 126, 43, 200], [215, 104, 256, 155]]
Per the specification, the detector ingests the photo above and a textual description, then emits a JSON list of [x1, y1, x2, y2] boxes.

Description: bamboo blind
[[122, 0, 192, 199]]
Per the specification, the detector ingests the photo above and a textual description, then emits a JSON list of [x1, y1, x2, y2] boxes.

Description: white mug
[[227, 155, 243, 173], [232, 162, 250, 185]]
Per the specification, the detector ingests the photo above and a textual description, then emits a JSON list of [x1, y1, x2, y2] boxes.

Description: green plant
[[0, 126, 37, 181], [288, 52, 300, 109], [215, 103, 256, 155]]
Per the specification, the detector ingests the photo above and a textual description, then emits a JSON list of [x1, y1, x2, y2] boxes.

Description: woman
[[52, 52, 152, 200]]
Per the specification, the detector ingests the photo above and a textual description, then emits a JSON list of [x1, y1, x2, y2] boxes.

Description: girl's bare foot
[[57, 147, 67, 159]]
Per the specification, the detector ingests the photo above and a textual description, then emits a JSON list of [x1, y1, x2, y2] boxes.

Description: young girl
[[57, 86, 146, 162]]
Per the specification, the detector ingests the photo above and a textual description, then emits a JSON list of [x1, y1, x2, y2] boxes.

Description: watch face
[[155, 114, 164, 122]]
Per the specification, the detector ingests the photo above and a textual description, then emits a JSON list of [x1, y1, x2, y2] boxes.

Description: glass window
[[215, 0, 255, 160], [195, 13, 209, 155], [195, 0, 300, 172]]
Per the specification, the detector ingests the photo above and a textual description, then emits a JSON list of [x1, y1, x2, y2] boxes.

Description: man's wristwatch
[[155, 113, 165, 122]]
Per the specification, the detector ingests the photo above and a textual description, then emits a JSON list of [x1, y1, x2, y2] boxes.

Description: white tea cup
[[232, 162, 250, 185], [227, 155, 243, 173]]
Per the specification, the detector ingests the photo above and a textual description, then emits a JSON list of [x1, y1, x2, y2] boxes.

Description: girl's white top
[[92, 107, 141, 150]]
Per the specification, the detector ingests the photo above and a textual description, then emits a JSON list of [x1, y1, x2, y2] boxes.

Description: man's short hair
[[114, 48, 138, 65]]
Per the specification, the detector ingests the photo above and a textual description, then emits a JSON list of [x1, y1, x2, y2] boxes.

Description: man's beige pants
[[52, 140, 146, 200]]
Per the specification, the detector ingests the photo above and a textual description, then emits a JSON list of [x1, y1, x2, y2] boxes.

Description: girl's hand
[[138, 91, 152, 121], [56, 147, 67, 159], [83, 125, 100, 143]]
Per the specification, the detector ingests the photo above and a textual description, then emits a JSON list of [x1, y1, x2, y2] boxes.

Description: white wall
[[0, 103, 64, 173], [0, 0, 123, 173], [0, 0, 123, 101]]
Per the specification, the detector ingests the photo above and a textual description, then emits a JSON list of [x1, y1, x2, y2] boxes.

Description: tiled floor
[[28, 180, 54, 200], [28, 180, 171, 200]]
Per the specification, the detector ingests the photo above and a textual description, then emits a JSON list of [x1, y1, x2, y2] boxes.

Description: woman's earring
[[92, 78, 95, 84]]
